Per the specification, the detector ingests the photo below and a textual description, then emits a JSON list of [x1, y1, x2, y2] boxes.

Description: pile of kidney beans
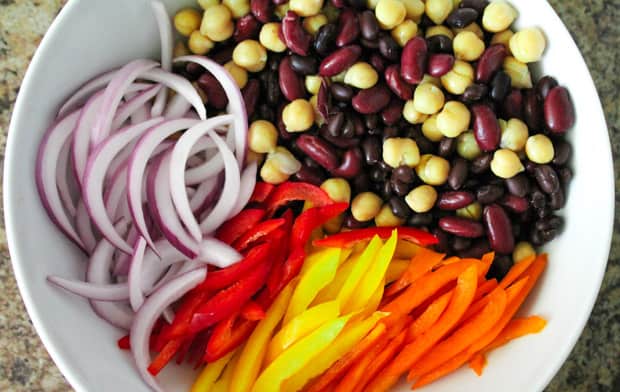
[[177, 0, 575, 279]]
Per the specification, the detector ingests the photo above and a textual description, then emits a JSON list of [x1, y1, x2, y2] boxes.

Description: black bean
[[505, 174, 530, 197], [548, 188, 565, 210], [330, 83, 354, 102], [446, 7, 479, 28], [341, 117, 355, 138], [361, 137, 381, 165], [383, 126, 400, 140], [365, 114, 379, 129], [380, 181, 393, 199], [488, 255, 513, 280], [378, 34, 400, 61], [412, 134, 436, 154], [359, 10, 380, 40], [343, 214, 368, 229], [530, 188, 546, 210], [448, 157, 469, 190], [462, 84, 489, 102], [360, 37, 380, 49], [557, 166, 573, 186], [530, 229, 544, 246], [370, 166, 388, 182], [533, 165, 560, 194], [292, 165, 324, 185], [490, 71, 511, 102], [347, 0, 367, 9], [540, 228, 558, 243], [426, 35, 453, 54], [408, 212, 433, 226], [319, 126, 360, 148], [535, 215, 563, 232], [536, 75, 558, 100], [477, 184, 505, 204], [459, 239, 491, 259], [470, 153, 492, 174], [452, 237, 472, 252], [352, 114, 365, 136], [552, 141, 572, 166], [392, 165, 416, 184], [289, 54, 318, 75], [391, 180, 410, 197], [377, 161, 392, 172], [390, 196, 411, 219], [433, 228, 451, 253], [314, 24, 338, 56], [327, 111, 345, 137], [438, 137, 457, 158], [352, 172, 370, 193], [523, 89, 544, 131], [257, 104, 275, 122], [459, 0, 489, 13], [525, 160, 538, 174]]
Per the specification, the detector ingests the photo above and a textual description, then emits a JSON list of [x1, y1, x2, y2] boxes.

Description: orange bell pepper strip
[[412, 350, 471, 389], [191, 349, 237, 392], [355, 328, 409, 391], [385, 258, 411, 284], [394, 239, 420, 259], [385, 247, 445, 297], [334, 337, 390, 392], [337, 236, 382, 312], [468, 352, 487, 376], [472, 278, 498, 302], [483, 315, 547, 353], [498, 254, 536, 289], [367, 265, 478, 392], [479, 252, 495, 280], [407, 290, 452, 341]]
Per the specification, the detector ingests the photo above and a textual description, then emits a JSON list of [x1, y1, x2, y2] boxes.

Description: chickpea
[[189, 31, 215, 55], [513, 241, 536, 263], [303, 14, 328, 35], [321, 178, 352, 203], [405, 185, 438, 213], [367, 0, 380, 10], [198, 0, 219, 9], [457, 131, 482, 160], [375, 204, 406, 227], [269, 146, 302, 175], [309, 95, 325, 126], [500, 118, 529, 151], [436, 101, 471, 138], [282, 99, 315, 132], [222, 0, 250, 18], [351, 192, 383, 222], [425, 0, 453, 25], [453, 22, 484, 40], [246, 150, 265, 165], [305, 75, 322, 95], [232, 40, 267, 72], [491, 30, 515, 51], [425, 25, 455, 39], [422, 115, 444, 142], [490, 149, 524, 179], [174, 8, 202, 36], [259, 23, 287, 53], [525, 134, 555, 164], [456, 202, 482, 220], [453, 31, 485, 61], [375, 0, 407, 30], [441, 60, 474, 95], [173, 41, 190, 58], [401, 0, 425, 21], [323, 2, 340, 21], [260, 157, 290, 184], [509, 28, 546, 63], [248, 120, 278, 153], [391, 20, 418, 47], [290, 0, 324, 17], [416, 154, 450, 185], [200, 5, 234, 42], [274, 2, 290, 18], [403, 100, 429, 124], [382, 138, 421, 168], [482, 0, 518, 33], [421, 74, 442, 88], [223, 61, 248, 88], [503, 56, 533, 88], [344, 62, 379, 89], [413, 83, 445, 115]]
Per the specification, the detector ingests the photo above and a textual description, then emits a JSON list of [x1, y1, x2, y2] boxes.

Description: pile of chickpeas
[[173, 0, 575, 279]]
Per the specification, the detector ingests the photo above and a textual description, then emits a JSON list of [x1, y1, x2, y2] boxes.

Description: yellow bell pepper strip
[[284, 248, 341, 324], [358, 279, 384, 320], [344, 230, 397, 313], [251, 314, 353, 392], [211, 349, 240, 392], [301, 247, 335, 274], [313, 253, 358, 305], [191, 349, 237, 392], [336, 236, 382, 311], [229, 283, 295, 392], [266, 300, 340, 364], [339, 247, 353, 265], [385, 258, 410, 284]]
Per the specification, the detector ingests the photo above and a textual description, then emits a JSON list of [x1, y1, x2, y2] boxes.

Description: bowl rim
[[3, 1, 614, 391]]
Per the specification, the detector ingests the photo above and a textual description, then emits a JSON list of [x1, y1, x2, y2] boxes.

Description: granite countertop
[[0, 1, 618, 391]]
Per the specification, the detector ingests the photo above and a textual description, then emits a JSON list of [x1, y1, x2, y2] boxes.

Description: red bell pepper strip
[[273, 246, 306, 296], [189, 258, 272, 334], [241, 300, 266, 321], [117, 335, 130, 350], [265, 210, 294, 297], [156, 289, 211, 346], [290, 203, 349, 250], [215, 208, 266, 245], [313, 227, 438, 248], [148, 338, 184, 376], [249, 182, 275, 204], [232, 218, 286, 252], [188, 330, 212, 367], [175, 336, 194, 365], [204, 313, 258, 363], [265, 182, 334, 216]]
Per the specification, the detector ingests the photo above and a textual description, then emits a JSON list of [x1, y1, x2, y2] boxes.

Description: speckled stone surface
[[0, 0, 618, 391]]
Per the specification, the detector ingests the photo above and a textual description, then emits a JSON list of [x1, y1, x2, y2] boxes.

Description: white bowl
[[4, 0, 613, 391]]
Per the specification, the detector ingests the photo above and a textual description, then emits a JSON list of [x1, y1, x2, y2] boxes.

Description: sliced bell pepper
[[385, 258, 410, 284], [232, 218, 286, 252], [249, 182, 275, 204], [191, 349, 237, 392], [240, 301, 266, 321], [358, 279, 384, 319], [394, 239, 420, 259], [230, 283, 295, 392], [272, 247, 306, 297], [251, 313, 353, 392], [117, 335, 130, 350], [204, 312, 258, 363], [265, 210, 294, 297], [156, 289, 211, 346], [215, 209, 266, 245], [189, 257, 272, 334], [290, 203, 349, 250], [211, 349, 240, 392], [313, 256, 356, 304], [385, 247, 446, 298], [265, 182, 334, 216], [313, 226, 438, 248], [148, 338, 184, 376], [337, 236, 382, 312]]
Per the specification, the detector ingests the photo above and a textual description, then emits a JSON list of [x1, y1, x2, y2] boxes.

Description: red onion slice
[[189, 176, 219, 214], [128, 237, 148, 311], [76, 199, 98, 254], [198, 237, 242, 268], [183, 126, 236, 185], [47, 276, 129, 301], [130, 268, 207, 392], [57, 69, 118, 118], [230, 161, 257, 218], [163, 94, 193, 120], [141, 68, 206, 120], [131, 102, 151, 124], [113, 225, 140, 276], [150, 1, 173, 117], [112, 85, 161, 130], [56, 138, 78, 217], [72, 92, 104, 186]]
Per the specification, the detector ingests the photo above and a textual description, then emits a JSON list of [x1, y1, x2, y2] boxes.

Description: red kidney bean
[[426, 35, 453, 53], [536, 75, 558, 100], [336, 8, 360, 47], [459, 0, 489, 13], [523, 89, 544, 130], [276, 104, 293, 141], [472, 104, 501, 151], [505, 173, 530, 197], [446, 7, 479, 28], [544, 86, 575, 134], [476, 44, 508, 84], [331, 0, 346, 8], [359, 10, 379, 40], [483, 204, 514, 254], [476, 184, 504, 204], [369, 53, 386, 73], [428, 54, 455, 78], [197, 73, 229, 109], [439, 217, 485, 238], [282, 11, 312, 56], [333, 148, 363, 178], [438, 191, 476, 210], [210, 46, 234, 65], [385, 65, 413, 100], [292, 165, 325, 186], [381, 99, 404, 125], [289, 55, 318, 75], [502, 89, 524, 120], [552, 141, 572, 166], [241, 79, 260, 118], [378, 34, 400, 62], [250, 0, 272, 23], [462, 84, 489, 102], [320, 125, 360, 148], [352, 84, 391, 114], [278, 57, 305, 101], [499, 194, 529, 213], [533, 165, 560, 194], [490, 71, 511, 102], [330, 83, 354, 102], [314, 24, 339, 56], [295, 134, 340, 171], [233, 14, 261, 42], [448, 157, 468, 190], [317, 78, 329, 120], [319, 45, 362, 77], [401, 37, 428, 84]]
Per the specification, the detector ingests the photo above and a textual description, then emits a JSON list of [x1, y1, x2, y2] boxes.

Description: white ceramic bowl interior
[[4, 0, 613, 391]]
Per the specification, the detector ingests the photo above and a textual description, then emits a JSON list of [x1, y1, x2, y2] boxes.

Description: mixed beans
[[173, 0, 576, 279]]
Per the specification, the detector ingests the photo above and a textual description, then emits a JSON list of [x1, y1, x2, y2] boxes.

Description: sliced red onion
[[162, 308, 175, 324], [47, 276, 129, 301], [169, 115, 236, 241], [230, 161, 257, 218], [112, 85, 161, 130], [189, 176, 219, 214], [56, 133, 78, 217], [163, 94, 193, 120], [83, 118, 164, 254], [113, 225, 140, 276], [183, 127, 236, 185], [126, 118, 200, 251], [198, 237, 242, 268], [57, 69, 118, 118], [76, 199, 98, 254], [150, 0, 173, 117], [128, 237, 148, 311], [104, 163, 129, 220], [176, 56, 248, 167], [141, 68, 206, 120], [131, 102, 151, 124], [131, 268, 207, 392]]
